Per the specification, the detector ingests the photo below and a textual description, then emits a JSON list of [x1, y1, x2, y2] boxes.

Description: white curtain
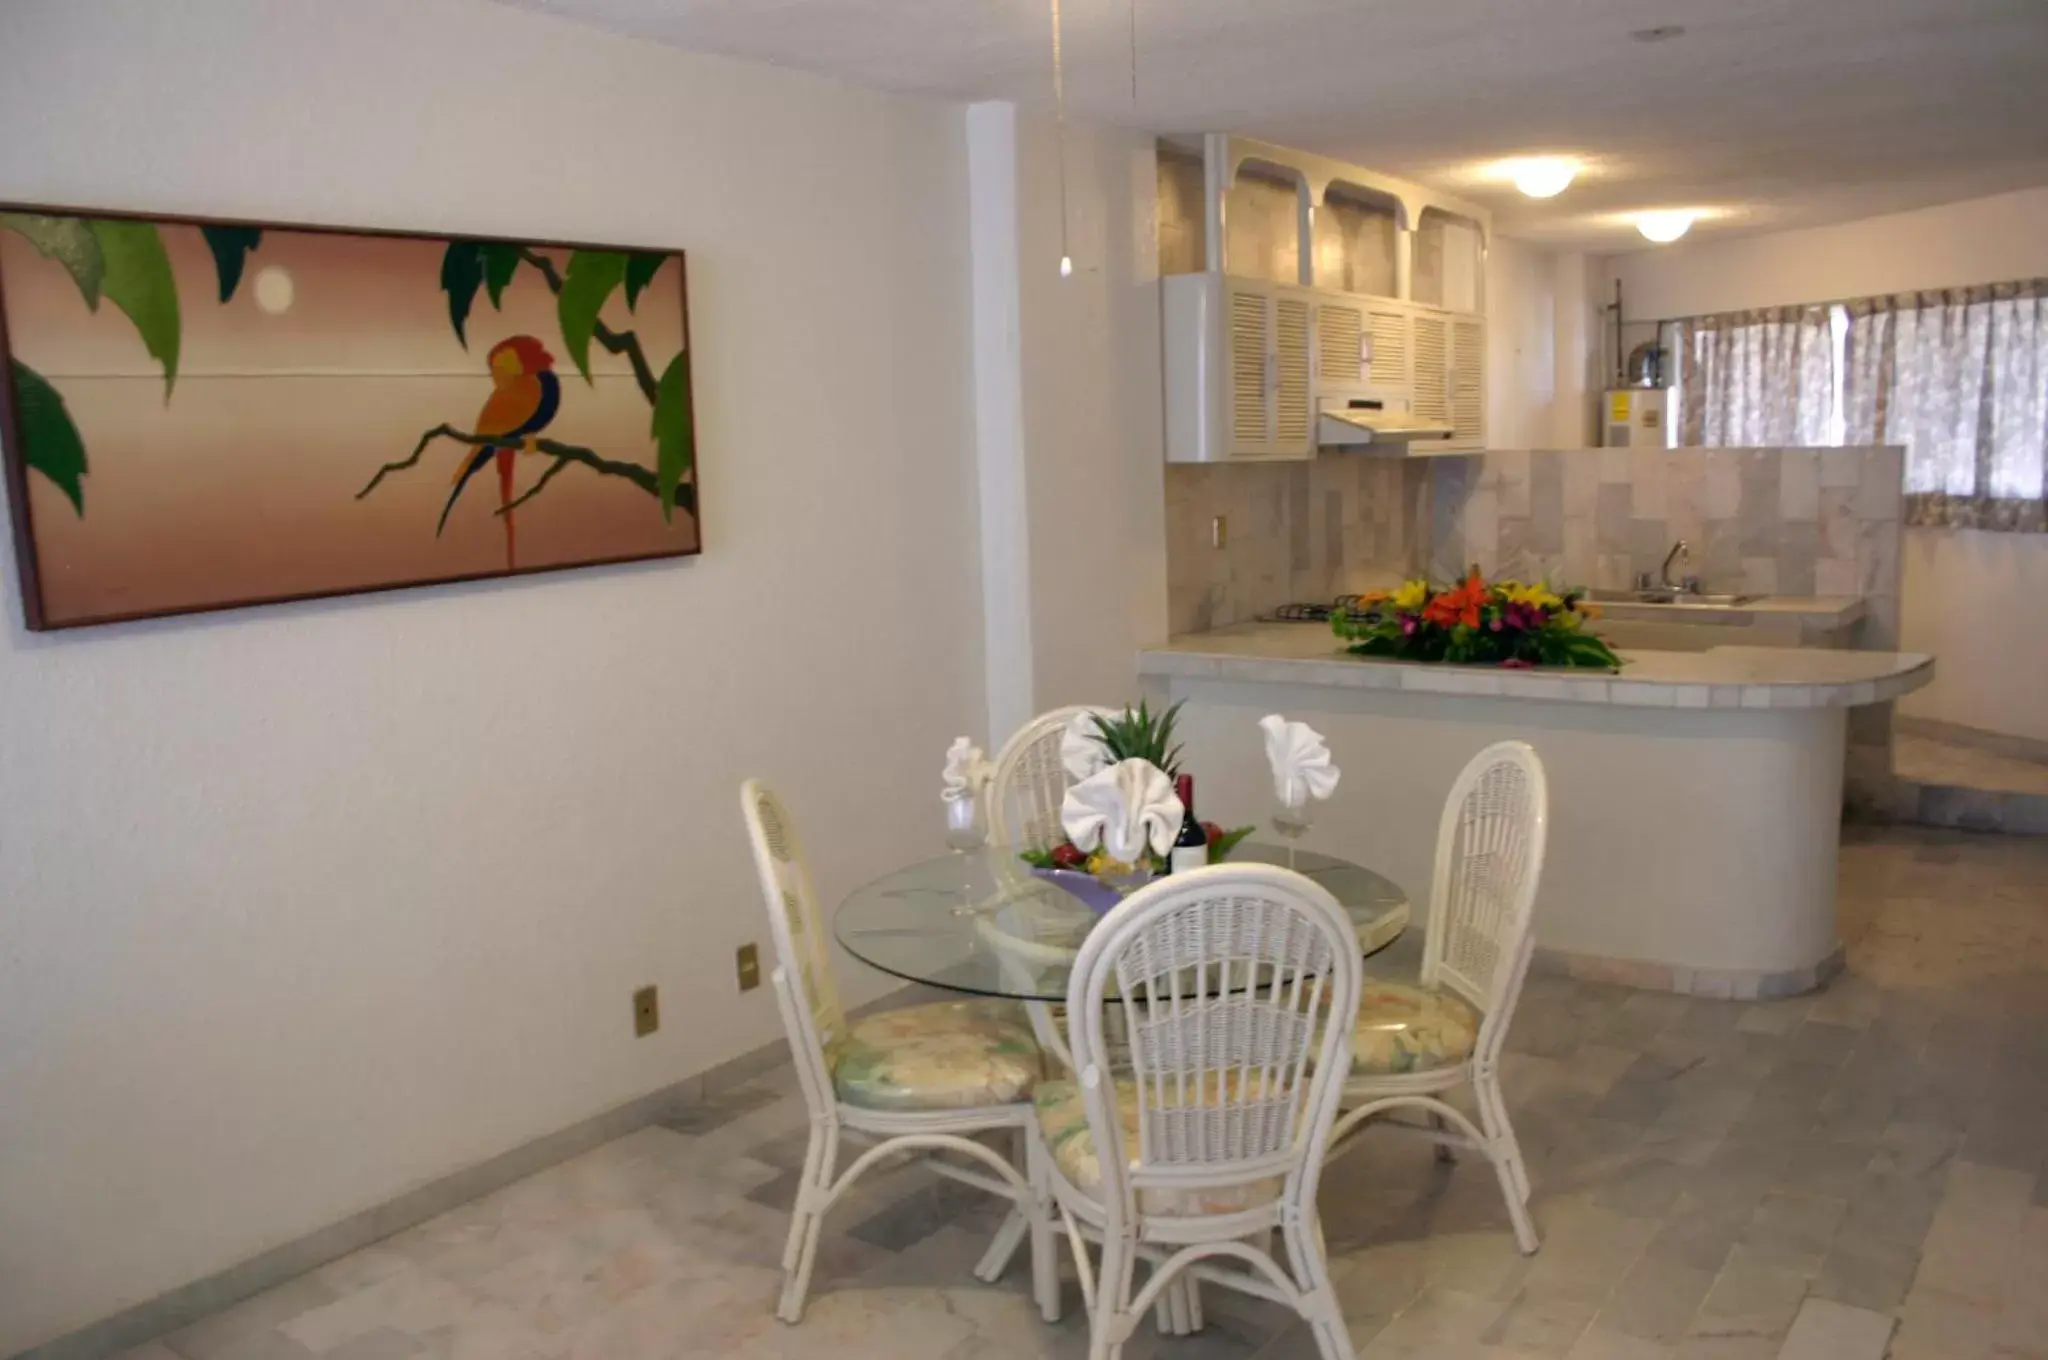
[[1677, 305, 1835, 447], [1846, 281, 2048, 532]]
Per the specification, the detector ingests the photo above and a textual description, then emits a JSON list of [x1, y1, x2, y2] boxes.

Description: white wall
[[0, 1, 982, 1351], [1605, 189, 2048, 743], [1487, 238, 1598, 449], [969, 105, 1168, 729]]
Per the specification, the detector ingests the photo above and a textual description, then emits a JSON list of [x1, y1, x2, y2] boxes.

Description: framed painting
[[0, 205, 698, 629]]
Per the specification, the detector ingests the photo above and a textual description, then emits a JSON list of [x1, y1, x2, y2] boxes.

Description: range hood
[[1317, 396, 1455, 450]]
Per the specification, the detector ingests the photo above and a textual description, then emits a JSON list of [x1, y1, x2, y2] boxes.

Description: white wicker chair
[[1042, 864, 1364, 1360], [1328, 740, 1550, 1254], [739, 779, 1059, 1323], [987, 704, 1108, 853]]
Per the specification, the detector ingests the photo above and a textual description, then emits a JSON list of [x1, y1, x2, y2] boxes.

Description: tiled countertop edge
[[1135, 648, 1935, 711]]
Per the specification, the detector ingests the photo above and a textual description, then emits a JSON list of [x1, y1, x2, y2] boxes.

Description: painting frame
[[0, 201, 701, 631]]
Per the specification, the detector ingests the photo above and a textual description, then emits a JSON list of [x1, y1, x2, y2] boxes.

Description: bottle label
[[1170, 845, 1208, 874]]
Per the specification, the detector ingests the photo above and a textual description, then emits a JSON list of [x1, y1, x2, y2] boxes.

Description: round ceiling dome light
[[1635, 210, 1698, 243], [1511, 157, 1578, 199]]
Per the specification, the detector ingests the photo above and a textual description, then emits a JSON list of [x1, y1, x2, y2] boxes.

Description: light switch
[[1211, 516, 1228, 549]]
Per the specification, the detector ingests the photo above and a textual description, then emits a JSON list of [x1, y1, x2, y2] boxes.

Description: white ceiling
[[502, 0, 2048, 251]]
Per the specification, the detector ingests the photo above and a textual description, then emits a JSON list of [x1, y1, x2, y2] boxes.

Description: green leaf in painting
[[89, 219, 181, 396], [650, 350, 694, 523], [622, 252, 665, 312], [199, 225, 263, 302], [9, 360, 88, 515], [480, 242, 523, 309], [557, 249, 628, 384], [439, 241, 485, 348], [1, 212, 106, 309]]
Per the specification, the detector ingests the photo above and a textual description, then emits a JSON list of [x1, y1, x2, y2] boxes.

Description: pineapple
[[1088, 699, 1185, 777]]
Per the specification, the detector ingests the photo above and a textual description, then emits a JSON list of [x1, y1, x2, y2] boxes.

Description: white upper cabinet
[[1166, 274, 1317, 462], [1158, 134, 1491, 462]]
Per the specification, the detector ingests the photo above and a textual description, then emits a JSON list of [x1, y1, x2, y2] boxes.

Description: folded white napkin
[[1259, 714, 1341, 808], [1061, 758, 1184, 864], [1060, 710, 1115, 782], [941, 736, 991, 803]]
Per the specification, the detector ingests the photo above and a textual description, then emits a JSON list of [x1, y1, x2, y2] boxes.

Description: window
[[1675, 280, 2048, 533], [1845, 284, 2046, 532]]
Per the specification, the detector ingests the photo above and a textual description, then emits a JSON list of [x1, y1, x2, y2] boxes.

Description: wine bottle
[[1170, 774, 1208, 873]]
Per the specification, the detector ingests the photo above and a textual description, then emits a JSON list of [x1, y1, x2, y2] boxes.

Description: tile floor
[[127, 823, 2048, 1360]]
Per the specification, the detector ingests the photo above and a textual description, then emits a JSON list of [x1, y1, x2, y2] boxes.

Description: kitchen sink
[[1587, 587, 1760, 607]]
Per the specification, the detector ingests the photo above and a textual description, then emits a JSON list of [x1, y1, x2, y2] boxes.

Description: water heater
[[1603, 388, 1672, 448]]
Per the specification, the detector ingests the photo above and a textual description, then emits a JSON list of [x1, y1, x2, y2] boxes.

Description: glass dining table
[[834, 842, 1416, 1004]]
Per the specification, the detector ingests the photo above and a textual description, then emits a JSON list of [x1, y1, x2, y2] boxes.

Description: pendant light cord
[[1050, 0, 1071, 273]]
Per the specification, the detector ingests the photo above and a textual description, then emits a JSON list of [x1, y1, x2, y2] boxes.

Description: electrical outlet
[[632, 985, 659, 1037], [736, 943, 761, 992], [1211, 515, 1228, 549]]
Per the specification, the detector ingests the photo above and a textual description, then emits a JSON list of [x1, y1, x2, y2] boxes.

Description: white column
[[966, 102, 1037, 744]]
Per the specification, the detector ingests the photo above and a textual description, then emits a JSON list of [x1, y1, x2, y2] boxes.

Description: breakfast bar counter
[[1137, 625, 1935, 998]]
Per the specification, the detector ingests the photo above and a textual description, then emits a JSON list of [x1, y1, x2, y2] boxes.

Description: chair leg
[[1429, 1108, 1457, 1164], [1026, 1130, 1062, 1323], [1090, 1235, 1137, 1360], [778, 1123, 839, 1323], [1281, 1214, 1357, 1360], [1473, 1075, 1539, 1254]]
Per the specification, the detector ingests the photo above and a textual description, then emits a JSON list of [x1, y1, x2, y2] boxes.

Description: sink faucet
[[1659, 540, 1691, 593]]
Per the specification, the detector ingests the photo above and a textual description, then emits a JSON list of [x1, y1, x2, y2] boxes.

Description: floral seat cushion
[[831, 1001, 1042, 1112], [1033, 1078, 1282, 1216], [1349, 981, 1480, 1077]]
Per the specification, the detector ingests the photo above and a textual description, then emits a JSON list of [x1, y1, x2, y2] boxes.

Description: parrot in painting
[[441, 334, 560, 569]]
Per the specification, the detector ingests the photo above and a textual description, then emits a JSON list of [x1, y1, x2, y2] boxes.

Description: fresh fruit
[[1085, 851, 1134, 878], [1049, 842, 1087, 869], [1200, 820, 1224, 845]]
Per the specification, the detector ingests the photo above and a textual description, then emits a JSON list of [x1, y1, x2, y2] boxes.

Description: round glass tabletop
[[833, 843, 1412, 1002]]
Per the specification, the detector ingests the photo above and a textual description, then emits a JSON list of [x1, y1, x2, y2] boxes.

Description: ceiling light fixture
[[1635, 209, 1698, 243], [1511, 158, 1578, 199]]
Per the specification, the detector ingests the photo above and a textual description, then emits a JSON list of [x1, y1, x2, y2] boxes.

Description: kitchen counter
[[1138, 625, 1934, 1000], [1138, 622, 1930, 710]]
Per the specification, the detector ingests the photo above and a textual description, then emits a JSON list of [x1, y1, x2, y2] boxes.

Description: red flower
[[1422, 568, 1489, 630]]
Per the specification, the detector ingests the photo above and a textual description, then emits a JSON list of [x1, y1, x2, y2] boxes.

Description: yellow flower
[[1391, 579, 1429, 611], [1505, 582, 1564, 611]]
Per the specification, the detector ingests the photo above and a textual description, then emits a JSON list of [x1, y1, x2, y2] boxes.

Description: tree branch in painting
[[355, 423, 675, 507]]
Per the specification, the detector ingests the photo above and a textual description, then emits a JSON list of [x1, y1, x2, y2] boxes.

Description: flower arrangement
[[1020, 701, 1252, 877], [1333, 568, 1622, 670]]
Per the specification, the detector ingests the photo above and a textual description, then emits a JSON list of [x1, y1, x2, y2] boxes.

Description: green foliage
[[199, 226, 262, 302], [10, 360, 87, 514], [1089, 699, 1186, 776], [556, 249, 629, 384], [651, 350, 694, 523], [439, 241, 485, 348], [1, 212, 104, 307], [481, 242, 523, 308], [1206, 826, 1254, 863], [622, 253, 665, 311], [90, 219, 180, 395]]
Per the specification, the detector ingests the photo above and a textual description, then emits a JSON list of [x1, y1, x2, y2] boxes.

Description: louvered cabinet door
[[1449, 316, 1486, 448], [1316, 299, 1365, 389], [1273, 293, 1313, 455], [1227, 283, 1273, 455], [1412, 311, 1451, 428], [1366, 305, 1412, 390]]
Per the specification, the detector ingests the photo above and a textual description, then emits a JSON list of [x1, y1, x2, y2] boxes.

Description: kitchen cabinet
[[1164, 274, 1315, 462]]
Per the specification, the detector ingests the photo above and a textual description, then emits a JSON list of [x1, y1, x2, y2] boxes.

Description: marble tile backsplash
[[1163, 444, 1908, 794]]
